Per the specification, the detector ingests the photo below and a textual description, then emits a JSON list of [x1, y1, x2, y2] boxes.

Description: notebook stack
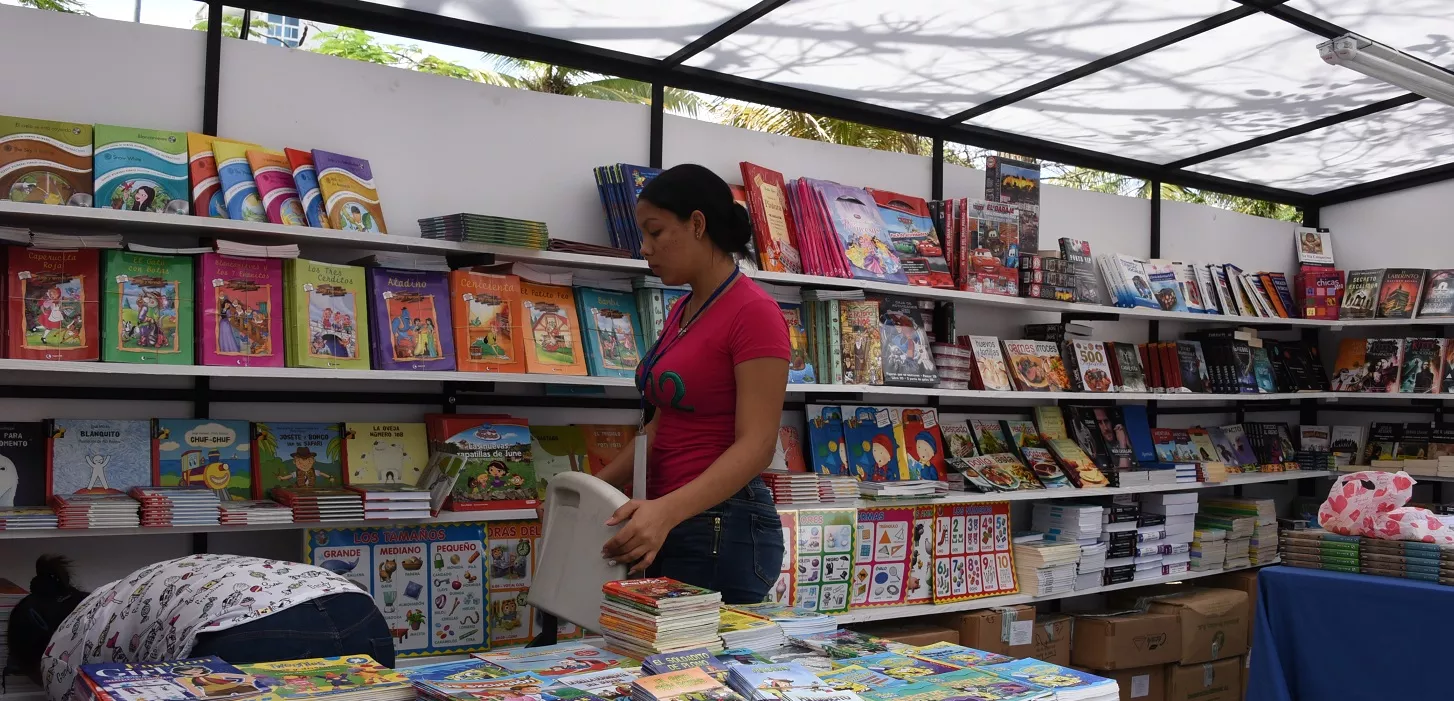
[[1250, 520, 1280, 565], [215, 240, 300, 258], [218, 500, 295, 525], [129, 487, 222, 527], [350, 253, 450, 272], [1357, 537, 1453, 582], [601, 578, 724, 657], [760, 472, 821, 505], [1014, 541, 1080, 596], [349, 484, 433, 520], [1190, 529, 1228, 571], [857, 480, 943, 500], [1033, 504, 1103, 543], [1076, 542, 1108, 590], [50, 494, 140, 529], [1224, 536, 1252, 570], [632, 667, 743, 701], [1279, 530, 1360, 572], [31, 232, 123, 249], [269, 487, 365, 523], [980, 660, 1118, 701], [726, 662, 830, 701], [417, 213, 549, 249], [719, 608, 786, 652], [729, 603, 835, 639], [0, 506, 58, 530], [817, 476, 859, 503]]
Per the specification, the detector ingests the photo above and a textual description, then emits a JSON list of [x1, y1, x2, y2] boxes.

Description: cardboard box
[[1100, 665, 1167, 701], [1146, 588, 1249, 664], [1072, 612, 1182, 670], [1166, 657, 1242, 701], [1200, 570, 1260, 645], [1034, 614, 1073, 666], [936, 605, 1036, 658], [852, 620, 958, 647]]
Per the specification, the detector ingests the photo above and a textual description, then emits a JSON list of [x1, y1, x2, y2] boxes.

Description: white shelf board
[[5, 202, 1450, 329], [833, 561, 1278, 624], [0, 358, 636, 387], [0, 508, 539, 540]]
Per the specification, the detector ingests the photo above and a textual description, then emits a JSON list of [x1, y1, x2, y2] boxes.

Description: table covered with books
[[1249, 566, 1454, 701]]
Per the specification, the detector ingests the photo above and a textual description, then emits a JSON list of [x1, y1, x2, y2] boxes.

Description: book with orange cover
[[449, 270, 525, 373], [519, 280, 588, 375], [186, 133, 226, 218], [1259, 273, 1291, 318], [580, 424, 638, 474], [739, 162, 802, 274], [246, 148, 306, 227]]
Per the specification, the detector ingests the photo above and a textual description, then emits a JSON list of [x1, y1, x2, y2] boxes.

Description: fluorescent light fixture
[[1319, 33, 1454, 107]]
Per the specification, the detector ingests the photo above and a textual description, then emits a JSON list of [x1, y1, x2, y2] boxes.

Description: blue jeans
[[189, 592, 396, 667], [648, 478, 784, 605]]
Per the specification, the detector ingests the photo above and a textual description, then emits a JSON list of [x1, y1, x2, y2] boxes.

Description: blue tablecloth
[[1250, 566, 1451, 701]]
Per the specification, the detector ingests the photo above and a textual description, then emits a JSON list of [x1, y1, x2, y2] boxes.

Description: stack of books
[[980, 660, 1118, 701], [1280, 529, 1359, 572], [1076, 542, 1108, 590], [1250, 520, 1280, 565], [351, 253, 450, 272], [0, 506, 58, 530], [760, 472, 821, 505], [601, 579, 724, 657], [472, 642, 628, 678], [729, 603, 835, 639], [215, 240, 300, 258], [641, 648, 729, 679], [349, 484, 432, 520], [631, 667, 742, 701], [1224, 536, 1252, 570], [78, 656, 268, 701], [1143, 493, 1197, 572], [726, 662, 830, 701], [719, 608, 785, 652], [1191, 528, 1228, 571], [417, 213, 549, 250], [818, 476, 859, 503], [234, 655, 413, 701], [1033, 504, 1103, 543], [1015, 541, 1080, 595], [50, 493, 140, 529], [857, 480, 943, 500], [1145, 467, 1180, 486], [31, 232, 123, 249], [270, 487, 365, 523], [1202, 497, 1277, 526], [218, 500, 294, 525], [129, 487, 221, 527]]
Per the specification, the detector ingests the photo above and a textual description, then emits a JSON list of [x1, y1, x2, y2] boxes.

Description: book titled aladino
[[93, 125, 189, 214], [314, 149, 387, 233], [367, 267, 455, 371]]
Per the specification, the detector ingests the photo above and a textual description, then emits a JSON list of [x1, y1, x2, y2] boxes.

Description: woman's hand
[[602, 498, 682, 574]]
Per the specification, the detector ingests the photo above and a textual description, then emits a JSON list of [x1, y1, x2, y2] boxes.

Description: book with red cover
[[602, 578, 718, 610], [739, 163, 802, 274], [899, 408, 948, 481], [869, 189, 953, 289], [425, 413, 540, 511], [7, 247, 100, 361]]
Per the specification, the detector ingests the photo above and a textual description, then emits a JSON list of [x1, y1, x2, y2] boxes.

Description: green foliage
[[17, 0, 89, 13], [192, 12, 271, 40]]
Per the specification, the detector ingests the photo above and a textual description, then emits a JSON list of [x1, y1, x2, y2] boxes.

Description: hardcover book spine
[[828, 300, 843, 384]]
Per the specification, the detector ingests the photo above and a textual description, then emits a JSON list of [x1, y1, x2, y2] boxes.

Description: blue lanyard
[[636, 268, 740, 414]]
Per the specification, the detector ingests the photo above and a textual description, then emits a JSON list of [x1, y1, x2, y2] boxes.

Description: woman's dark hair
[[6, 556, 87, 684], [637, 164, 752, 256]]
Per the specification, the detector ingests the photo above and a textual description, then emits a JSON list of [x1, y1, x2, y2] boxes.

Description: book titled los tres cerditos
[[284, 259, 369, 370]]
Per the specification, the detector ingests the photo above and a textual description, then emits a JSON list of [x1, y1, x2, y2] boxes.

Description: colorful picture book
[[818, 181, 907, 285], [806, 405, 849, 476], [366, 267, 455, 371], [342, 422, 428, 486], [576, 288, 643, 379], [246, 148, 307, 226], [284, 148, 329, 228], [47, 419, 152, 496], [780, 301, 817, 384], [102, 250, 193, 364], [235, 656, 410, 695], [427, 414, 540, 510], [0, 115, 92, 207], [199, 253, 283, 367], [450, 270, 524, 374], [92, 124, 187, 214], [878, 297, 937, 387], [313, 149, 387, 233], [844, 406, 903, 482], [898, 408, 947, 481], [871, 190, 953, 289], [852, 506, 915, 607], [283, 259, 370, 370], [793, 508, 856, 613], [740, 163, 802, 275], [187, 133, 226, 218], [979, 660, 1114, 695], [931, 502, 1017, 603], [529, 425, 587, 492], [79, 657, 267, 701], [921, 668, 1045, 701], [153, 419, 252, 501], [0, 422, 48, 507], [250, 422, 343, 497], [840, 654, 957, 681], [911, 644, 1012, 670], [7, 247, 100, 361], [212, 139, 266, 222], [840, 300, 883, 385], [520, 281, 589, 376]]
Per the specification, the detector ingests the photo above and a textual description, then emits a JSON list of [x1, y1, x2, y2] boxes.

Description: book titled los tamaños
[[426, 414, 539, 510], [79, 656, 268, 701], [367, 267, 455, 371], [0, 115, 92, 207], [449, 270, 524, 373], [1376, 268, 1425, 319], [199, 253, 283, 367], [284, 259, 370, 370], [102, 250, 193, 365], [7, 247, 100, 361]]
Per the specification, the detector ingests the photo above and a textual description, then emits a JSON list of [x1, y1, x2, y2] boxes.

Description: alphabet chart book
[[932, 502, 1018, 603]]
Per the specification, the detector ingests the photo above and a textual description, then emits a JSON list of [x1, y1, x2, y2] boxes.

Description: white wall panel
[[1322, 179, 1454, 269]]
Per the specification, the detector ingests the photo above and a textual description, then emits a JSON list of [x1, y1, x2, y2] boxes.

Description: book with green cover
[[101, 250, 194, 364], [93, 124, 188, 214], [283, 259, 370, 369], [0, 115, 92, 206], [530, 425, 587, 493]]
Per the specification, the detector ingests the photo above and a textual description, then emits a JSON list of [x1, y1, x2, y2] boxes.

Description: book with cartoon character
[[978, 660, 1114, 694], [575, 287, 644, 379], [366, 267, 455, 372], [7, 246, 101, 362], [449, 270, 524, 374], [832, 654, 956, 682], [919, 668, 1045, 701], [250, 422, 343, 499], [187, 133, 226, 218], [79, 656, 267, 701], [102, 250, 194, 365], [284, 259, 370, 370], [236, 655, 410, 698], [794, 508, 856, 614], [313, 150, 387, 234], [851, 506, 914, 608], [0, 422, 47, 507], [211, 140, 266, 222], [0, 115, 92, 208], [153, 419, 252, 501], [92, 124, 189, 214], [520, 280, 589, 376], [843, 407, 903, 482], [426, 414, 539, 511], [805, 405, 848, 477], [47, 419, 151, 497], [896, 409, 946, 481], [342, 423, 428, 487], [530, 426, 587, 493], [284, 148, 329, 229], [199, 253, 284, 368], [474, 641, 627, 677], [877, 297, 937, 387]]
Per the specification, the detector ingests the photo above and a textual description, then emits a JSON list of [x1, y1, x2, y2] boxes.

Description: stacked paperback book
[[857, 480, 943, 501], [818, 476, 858, 503], [731, 603, 836, 639], [351, 484, 432, 520], [269, 487, 364, 523], [727, 662, 830, 701], [130, 487, 221, 527], [0, 506, 58, 530], [1191, 528, 1227, 571], [417, 213, 549, 250], [760, 471, 823, 505], [50, 494, 140, 529], [1033, 503, 1103, 543], [1076, 542, 1108, 590], [1014, 541, 1080, 596], [719, 608, 786, 652], [631, 667, 741, 701], [218, 500, 294, 525], [1142, 493, 1197, 576], [601, 579, 724, 657]]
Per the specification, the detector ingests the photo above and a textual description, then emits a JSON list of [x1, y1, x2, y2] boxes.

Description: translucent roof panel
[[681, 0, 1237, 118], [1186, 99, 1454, 193], [1288, 0, 1454, 67], [968, 13, 1405, 163], [354, 0, 762, 59]]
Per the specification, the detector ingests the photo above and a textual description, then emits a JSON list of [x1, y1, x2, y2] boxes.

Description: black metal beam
[[662, 0, 790, 67], [946, 5, 1269, 123], [239, 9, 253, 41], [1313, 161, 1454, 208], [202, 2, 223, 135], [931, 138, 944, 201], [650, 82, 665, 168], [1237, 0, 1350, 39]]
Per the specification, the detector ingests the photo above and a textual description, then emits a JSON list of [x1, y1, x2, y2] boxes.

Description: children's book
[[102, 250, 193, 364], [0, 115, 92, 207], [313, 149, 387, 233], [235, 655, 410, 697], [0, 422, 49, 507], [246, 148, 307, 226], [642, 648, 729, 678], [551, 668, 642, 701], [791, 631, 893, 660], [1401, 337, 1443, 393], [732, 663, 832, 700], [7, 247, 100, 361], [837, 654, 956, 682], [839, 300, 883, 386], [806, 405, 849, 476], [428, 414, 539, 510], [871, 190, 953, 289], [843, 406, 902, 482], [878, 297, 937, 387], [920, 669, 1046, 701], [284, 148, 329, 229], [212, 140, 266, 222], [250, 422, 343, 498], [816, 182, 908, 285], [740, 163, 802, 275], [284, 259, 370, 370], [79, 657, 268, 701], [794, 508, 857, 613], [47, 419, 151, 496], [576, 287, 644, 378], [92, 124, 188, 214], [342, 422, 427, 486], [476, 643, 626, 678], [858, 682, 975, 701], [199, 253, 283, 367], [910, 644, 1012, 671], [520, 280, 589, 376], [968, 336, 1012, 391], [579, 425, 637, 476], [530, 425, 588, 492], [366, 267, 455, 371], [780, 302, 817, 384], [153, 419, 252, 501], [187, 133, 227, 218], [815, 666, 905, 694], [851, 506, 915, 607], [1002, 340, 1068, 392], [897, 408, 946, 481], [449, 270, 525, 374], [979, 660, 1113, 693], [631, 668, 735, 701], [413, 671, 551, 700], [1376, 268, 1425, 319]]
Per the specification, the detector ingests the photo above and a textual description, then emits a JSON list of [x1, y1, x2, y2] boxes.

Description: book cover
[[1445, 339, 1454, 394], [1069, 339, 1114, 392], [48, 419, 151, 496], [199, 253, 283, 367], [968, 336, 1012, 391], [313, 149, 387, 233], [92, 124, 187, 213], [1401, 338, 1443, 393], [632, 669, 732, 701], [739, 163, 802, 274], [1376, 268, 1425, 319], [7, 247, 100, 361], [1002, 340, 1068, 392], [1295, 227, 1334, 266], [153, 419, 252, 501], [1175, 341, 1209, 393], [814, 181, 907, 285], [343, 422, 428, 486], [921, 668, 1043, 701], [805, 405, 849, 476], [476, 642, 627, 677], [911, 644, 1012, 671], [580, 425, 637, 476], [367, 267, 455, 371], [1340, 269, 1383, 319], [780, 302, 817, 384], [1110, 342, 1147, 393], [1218, 425, 1259, 467], [576, 287, 644, 379], [284, 148, 329, 229], [1419, 269, 1454, 318], [842, 654, 957, 682], [1045, 439, 1108, 488], [1299, 425, 1331, 452], [450, 270, 524, 374], [844, 406, 902, 482], [1019, 447, 1071, 488], [235, 656, 408, 696], [530, 425, 587, 492], [102, 250, 193, 364], [428, 415, 539, 510], [1120, 405, 1157, 464], [979, 660, 1111, 692], [212, 139, 266, 222], [793, 631, 892, 660], [1146, 261, 1187, 312], [840, 300, 883, 386], [940, 423, 976, 459], [520, 280, 589, 376], [0, 115, 92, 206], [982, 453, 1041, 491], [250, 422, 343, 497], [81, 657, 268, 701], [0, 422, 46, 509], [878, 297, 936, 387], [870, 190, 952, 289], [1364, 423, 1400, 462], [898, 408, 946, 481], [969, 420, 1013, 455], [186, 133, 226, 218], [1251, 345, 1278, 393], [643, 649, 729, 678], [246, 148, 307, 226], [1363, 338, 1405, 393], [1330, 426, 1365, 465], [552, 668, 641, 700], [284, 259, 370, 370]]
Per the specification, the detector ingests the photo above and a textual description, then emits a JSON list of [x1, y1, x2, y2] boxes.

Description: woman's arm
[[593, 416, 656, 490], [603, 356, 789, 571]]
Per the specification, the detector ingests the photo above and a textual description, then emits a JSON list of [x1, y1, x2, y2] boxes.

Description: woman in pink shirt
[[596, 164, 789, 603]]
